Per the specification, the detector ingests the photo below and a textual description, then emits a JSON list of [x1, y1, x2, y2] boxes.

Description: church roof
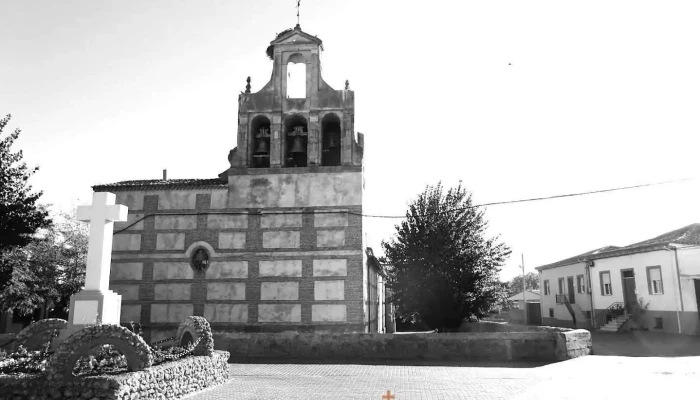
[[266, 25, 323, 60], [93, 178, 227, 191]]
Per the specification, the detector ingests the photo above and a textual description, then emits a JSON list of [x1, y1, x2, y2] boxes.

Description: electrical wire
[[112, 177, 694, 234]]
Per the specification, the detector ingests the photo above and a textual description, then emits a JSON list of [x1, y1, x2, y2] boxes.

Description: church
[[93, 25, 385, 341]]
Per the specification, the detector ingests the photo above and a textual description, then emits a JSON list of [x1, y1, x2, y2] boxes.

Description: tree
[[381, 182, 511, 332], [0, 210, 88, 319], [507, 272, 540, 297], [0, 114, 51, 290]]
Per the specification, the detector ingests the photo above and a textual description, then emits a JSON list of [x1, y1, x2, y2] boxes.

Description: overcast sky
[[2, 0, 699, 282]]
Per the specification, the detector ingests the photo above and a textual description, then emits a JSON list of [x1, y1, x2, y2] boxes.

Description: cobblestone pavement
[[182, 356, 700, 400]]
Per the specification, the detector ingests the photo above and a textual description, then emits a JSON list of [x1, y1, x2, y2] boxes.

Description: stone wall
[[214, 330, 592, 362], [0, 351, 230, 400], [104, 172, 365, 341]]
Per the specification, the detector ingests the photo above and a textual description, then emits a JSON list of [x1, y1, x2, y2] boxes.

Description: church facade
[[93, 25, 373, 341]]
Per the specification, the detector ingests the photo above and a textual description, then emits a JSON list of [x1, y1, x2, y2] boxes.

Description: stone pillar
[[341, 113, 352, 166], [308, 113, 320, 166], [238, 113, 249, 168], [271, 113, 283, 167]]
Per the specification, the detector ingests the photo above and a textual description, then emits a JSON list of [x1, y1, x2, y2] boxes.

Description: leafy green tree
[[0, 114, 51, 290], [507, 272, 540, 296], [0, 211, 88, 319], [381, 182, 511, 331]]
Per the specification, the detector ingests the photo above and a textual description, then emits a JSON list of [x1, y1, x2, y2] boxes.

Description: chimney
[[163, 169, 167, 180]]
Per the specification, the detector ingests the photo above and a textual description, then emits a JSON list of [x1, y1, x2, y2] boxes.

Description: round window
[[191, 248, 209, 271]]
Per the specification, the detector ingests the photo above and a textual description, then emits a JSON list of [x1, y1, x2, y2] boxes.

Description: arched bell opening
[[250, 115, 271, 168], [286, 53, 307, 99], [321, 113, 341, 166], [284, 114, 308, 167]]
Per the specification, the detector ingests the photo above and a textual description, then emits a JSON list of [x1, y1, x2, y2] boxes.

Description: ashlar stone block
[[258, 304, 301, 322], [120, 304, 142, 323], [218, 232, 246, 249], [207, 282, 245, 300], [207, 214, 248, 229], [210, 191, 228, 209], [154, 215, 197, 230], [157, 191, 197, 210], [113, 213, 145, 231], [314, 280, 345, 300], [156, 233, 185, 250], [258, 260, 302, 277], [153, 262, 194, 280], [113, 234, 141, 251], [312, 259, 347, 277], [316, 230, 345, 248], [260, 213, 302, 229], [110, 263, 143, 280], [115, 192, 144, 211], [150, 304, 194, 323], [154, 283, 192, 300], [312, 304, 347, 322], [206, 261, 248, 279], [204, 304, 248, 323], [261, 282, 299, 300], [262, 231, 300, 249], [314, 212, 348, 227], [109, 284, 139, 300]]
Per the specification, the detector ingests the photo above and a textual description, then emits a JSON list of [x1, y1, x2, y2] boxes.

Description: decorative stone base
[[64, 290, 122, 338], [0, 351, 230, 400]]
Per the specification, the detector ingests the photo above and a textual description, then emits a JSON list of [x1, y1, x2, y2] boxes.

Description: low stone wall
[[215, 330, 591, 362], [0, 350, 230, 400], [459, 321, 575, 333]]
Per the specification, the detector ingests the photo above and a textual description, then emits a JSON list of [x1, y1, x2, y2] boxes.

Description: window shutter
[[650, 268, 661, 282]]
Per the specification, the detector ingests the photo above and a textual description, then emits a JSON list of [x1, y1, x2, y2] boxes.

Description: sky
[[2, 0, 699, 282]]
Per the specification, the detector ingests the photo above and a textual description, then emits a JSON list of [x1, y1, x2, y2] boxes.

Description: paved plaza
[[183, 332, 700, 400], [183, 355, 699, 400]]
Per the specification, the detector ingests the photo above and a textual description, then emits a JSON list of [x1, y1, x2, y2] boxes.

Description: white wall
[[539, 262, 589, 322], [677, 246, 700, 312], [590, 249, 680, 312]]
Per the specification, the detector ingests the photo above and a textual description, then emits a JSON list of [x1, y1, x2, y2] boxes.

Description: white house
[[507, 290, 541, 310], [536, 223, 700, 335]]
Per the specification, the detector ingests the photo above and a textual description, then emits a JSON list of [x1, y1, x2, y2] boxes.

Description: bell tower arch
[[223, 24, 364, 173]]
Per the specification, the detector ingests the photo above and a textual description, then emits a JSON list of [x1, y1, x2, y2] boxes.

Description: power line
[[111, 177, 694, 234], [357, 177, 695, 219]]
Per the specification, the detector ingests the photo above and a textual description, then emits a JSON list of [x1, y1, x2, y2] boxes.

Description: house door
[[567, 277, 575, 304], [527, 302, 542, 325], [622, 270, 636, 313], [694, 280, 700, 319]]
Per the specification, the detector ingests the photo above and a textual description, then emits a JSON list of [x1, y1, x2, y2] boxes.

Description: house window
[[577, 275, 585, 294], [647, 266, 664, 295], [558, 278, 565, 295], [600, 271, 612, 295], [543, 280, 550, 295], [549, 308, 554, 318]]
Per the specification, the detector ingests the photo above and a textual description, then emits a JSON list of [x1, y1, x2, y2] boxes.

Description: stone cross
[[60, 192, 128, 335], [77, 192, 128, 292]]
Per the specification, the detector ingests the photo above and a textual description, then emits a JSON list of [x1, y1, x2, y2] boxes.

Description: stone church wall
[[104, 171, 364, 341]]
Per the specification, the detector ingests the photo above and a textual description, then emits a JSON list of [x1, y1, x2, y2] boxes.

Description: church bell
[[254, 139, 269, 155], [328, 134, 340, 149], [289, 136, 306, 154]]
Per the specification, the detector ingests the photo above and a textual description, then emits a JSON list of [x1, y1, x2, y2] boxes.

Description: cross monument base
[[60, 289, 123, 340]]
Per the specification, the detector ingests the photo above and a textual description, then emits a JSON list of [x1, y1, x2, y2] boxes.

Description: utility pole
[[522, 254, 527, 324]]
